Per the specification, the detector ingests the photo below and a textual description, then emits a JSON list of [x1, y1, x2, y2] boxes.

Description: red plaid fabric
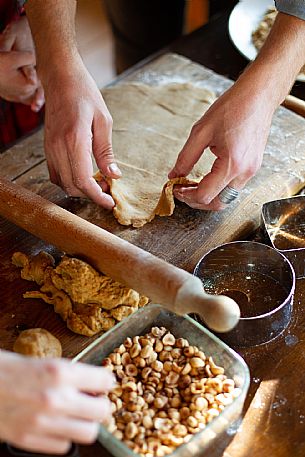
[[0, 0, 43, 151]]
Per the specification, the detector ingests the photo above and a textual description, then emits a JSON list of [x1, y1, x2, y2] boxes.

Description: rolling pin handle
[[175, 277, 240, 333]]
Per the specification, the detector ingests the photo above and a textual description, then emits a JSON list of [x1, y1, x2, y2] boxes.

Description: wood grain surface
[[0, 175, 240, 333], [1, 53, 305, 456]]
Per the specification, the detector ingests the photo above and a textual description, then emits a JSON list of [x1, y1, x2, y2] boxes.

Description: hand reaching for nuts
[[0, 351, 115, 454], [102, 326, 240, 457]]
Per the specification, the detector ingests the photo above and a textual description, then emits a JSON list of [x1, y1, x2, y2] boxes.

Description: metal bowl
[[193, 241, 295, 347], [262, 195, 305, 279]]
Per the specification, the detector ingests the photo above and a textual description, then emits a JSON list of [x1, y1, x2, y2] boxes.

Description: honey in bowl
[[203, 271, 288, 318]]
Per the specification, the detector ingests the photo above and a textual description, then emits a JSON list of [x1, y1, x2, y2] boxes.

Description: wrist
[[38, 47, 83, 87], [237, 61, 285, 111]]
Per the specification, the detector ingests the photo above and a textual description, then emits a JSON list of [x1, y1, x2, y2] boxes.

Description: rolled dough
[[101, 82, 216, 227]]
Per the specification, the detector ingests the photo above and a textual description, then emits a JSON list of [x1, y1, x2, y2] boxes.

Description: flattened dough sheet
[[101, 82, 216, 227]]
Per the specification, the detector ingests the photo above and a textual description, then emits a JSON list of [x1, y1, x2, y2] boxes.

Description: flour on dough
[[100, 82, 216, 227]]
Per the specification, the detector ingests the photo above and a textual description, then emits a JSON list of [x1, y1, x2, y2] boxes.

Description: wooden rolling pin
[[283, 95, 305, 118], [0, 176, 239, 333]]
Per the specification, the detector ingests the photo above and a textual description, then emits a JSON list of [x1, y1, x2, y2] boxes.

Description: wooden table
[[1, 9, 305, 457]]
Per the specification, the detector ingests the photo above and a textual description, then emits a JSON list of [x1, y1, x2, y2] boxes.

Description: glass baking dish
[[74, 304, 250, 457]]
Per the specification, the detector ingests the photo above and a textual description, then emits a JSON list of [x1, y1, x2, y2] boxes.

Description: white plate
[[228, 0, 305, 82]]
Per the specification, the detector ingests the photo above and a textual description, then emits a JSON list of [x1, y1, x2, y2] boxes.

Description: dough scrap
[[51, 256, 140, 309], [100, 82, 216, 227], [13, 328, 62, 358], [12, 251, 149, 337], [111, 305, 138, 321], [12, 251, 54, 285], [154, 177, 201, 218]]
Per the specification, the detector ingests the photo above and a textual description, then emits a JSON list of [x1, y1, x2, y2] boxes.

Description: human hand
[[0, 351, 115, 455], [168, 82, 274, 210], [0, 16, 44, 111], [0, 51, 38, 105], [42, 58, 121, 208]]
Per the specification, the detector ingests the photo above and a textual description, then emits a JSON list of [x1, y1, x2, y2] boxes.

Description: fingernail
[[174, 191, 184, 201], [102, 194, 115, 210], [107, 372, 116, 388], [108, 163, 122, 177], [31, 104, 41, 112], [203, 197, 212, 205], [168, 169, 177, 179], [110, 375, 116, 389]]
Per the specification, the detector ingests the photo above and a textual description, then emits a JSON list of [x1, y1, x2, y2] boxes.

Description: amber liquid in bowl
[[203, 271, 288, 318]]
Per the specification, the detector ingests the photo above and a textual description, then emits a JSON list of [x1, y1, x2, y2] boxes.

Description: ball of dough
[[13, 328, 62, 358]]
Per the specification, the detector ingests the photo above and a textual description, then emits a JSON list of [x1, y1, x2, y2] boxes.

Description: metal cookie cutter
[[262, 195, 305, 279], [193, 241, 295, 348]]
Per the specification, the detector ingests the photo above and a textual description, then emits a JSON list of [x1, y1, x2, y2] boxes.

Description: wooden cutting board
[[1, 53, 305, 357]]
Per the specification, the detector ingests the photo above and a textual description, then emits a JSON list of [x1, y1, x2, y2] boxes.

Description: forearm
[[25, 0, 80, 83], [235, 12, 305, 109]]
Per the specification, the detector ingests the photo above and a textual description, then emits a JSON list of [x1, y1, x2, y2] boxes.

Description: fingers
[[8, 414, 99, 454], [9, 50, 36, 69], [31, 85, 45, 112], [98, 178, 110, 193], [46, 155, 60, 187], [0, 51, 37, 104], [67, 125, 115, 208], [0, 357, 114, 454], [168, 121, 211, 179], [171, 114, 261, 210], [75, 176, 115, 209], [22, 64, 38, 85], [32, 359, 115, 393], [32, 414, 99, 444], [174, 168, 250, 211], [6, 361, 114, 427], [174, 185, 227, 211], [9, 434, 71, 455], [188, 156, 234, 206], [92, 111, 122, 179], [43, 71, 120, 208], [47, 122, 115, 209], [173, 151, 232, 210], [38, 388, 112, 423], [61, 361, 116, 393]]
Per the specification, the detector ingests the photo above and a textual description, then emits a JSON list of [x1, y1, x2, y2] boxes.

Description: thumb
[[168, 120, 211, 179], [31, 85, 45, 112], [22, 64, 38, 85], [92, 112, 121, 179]]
